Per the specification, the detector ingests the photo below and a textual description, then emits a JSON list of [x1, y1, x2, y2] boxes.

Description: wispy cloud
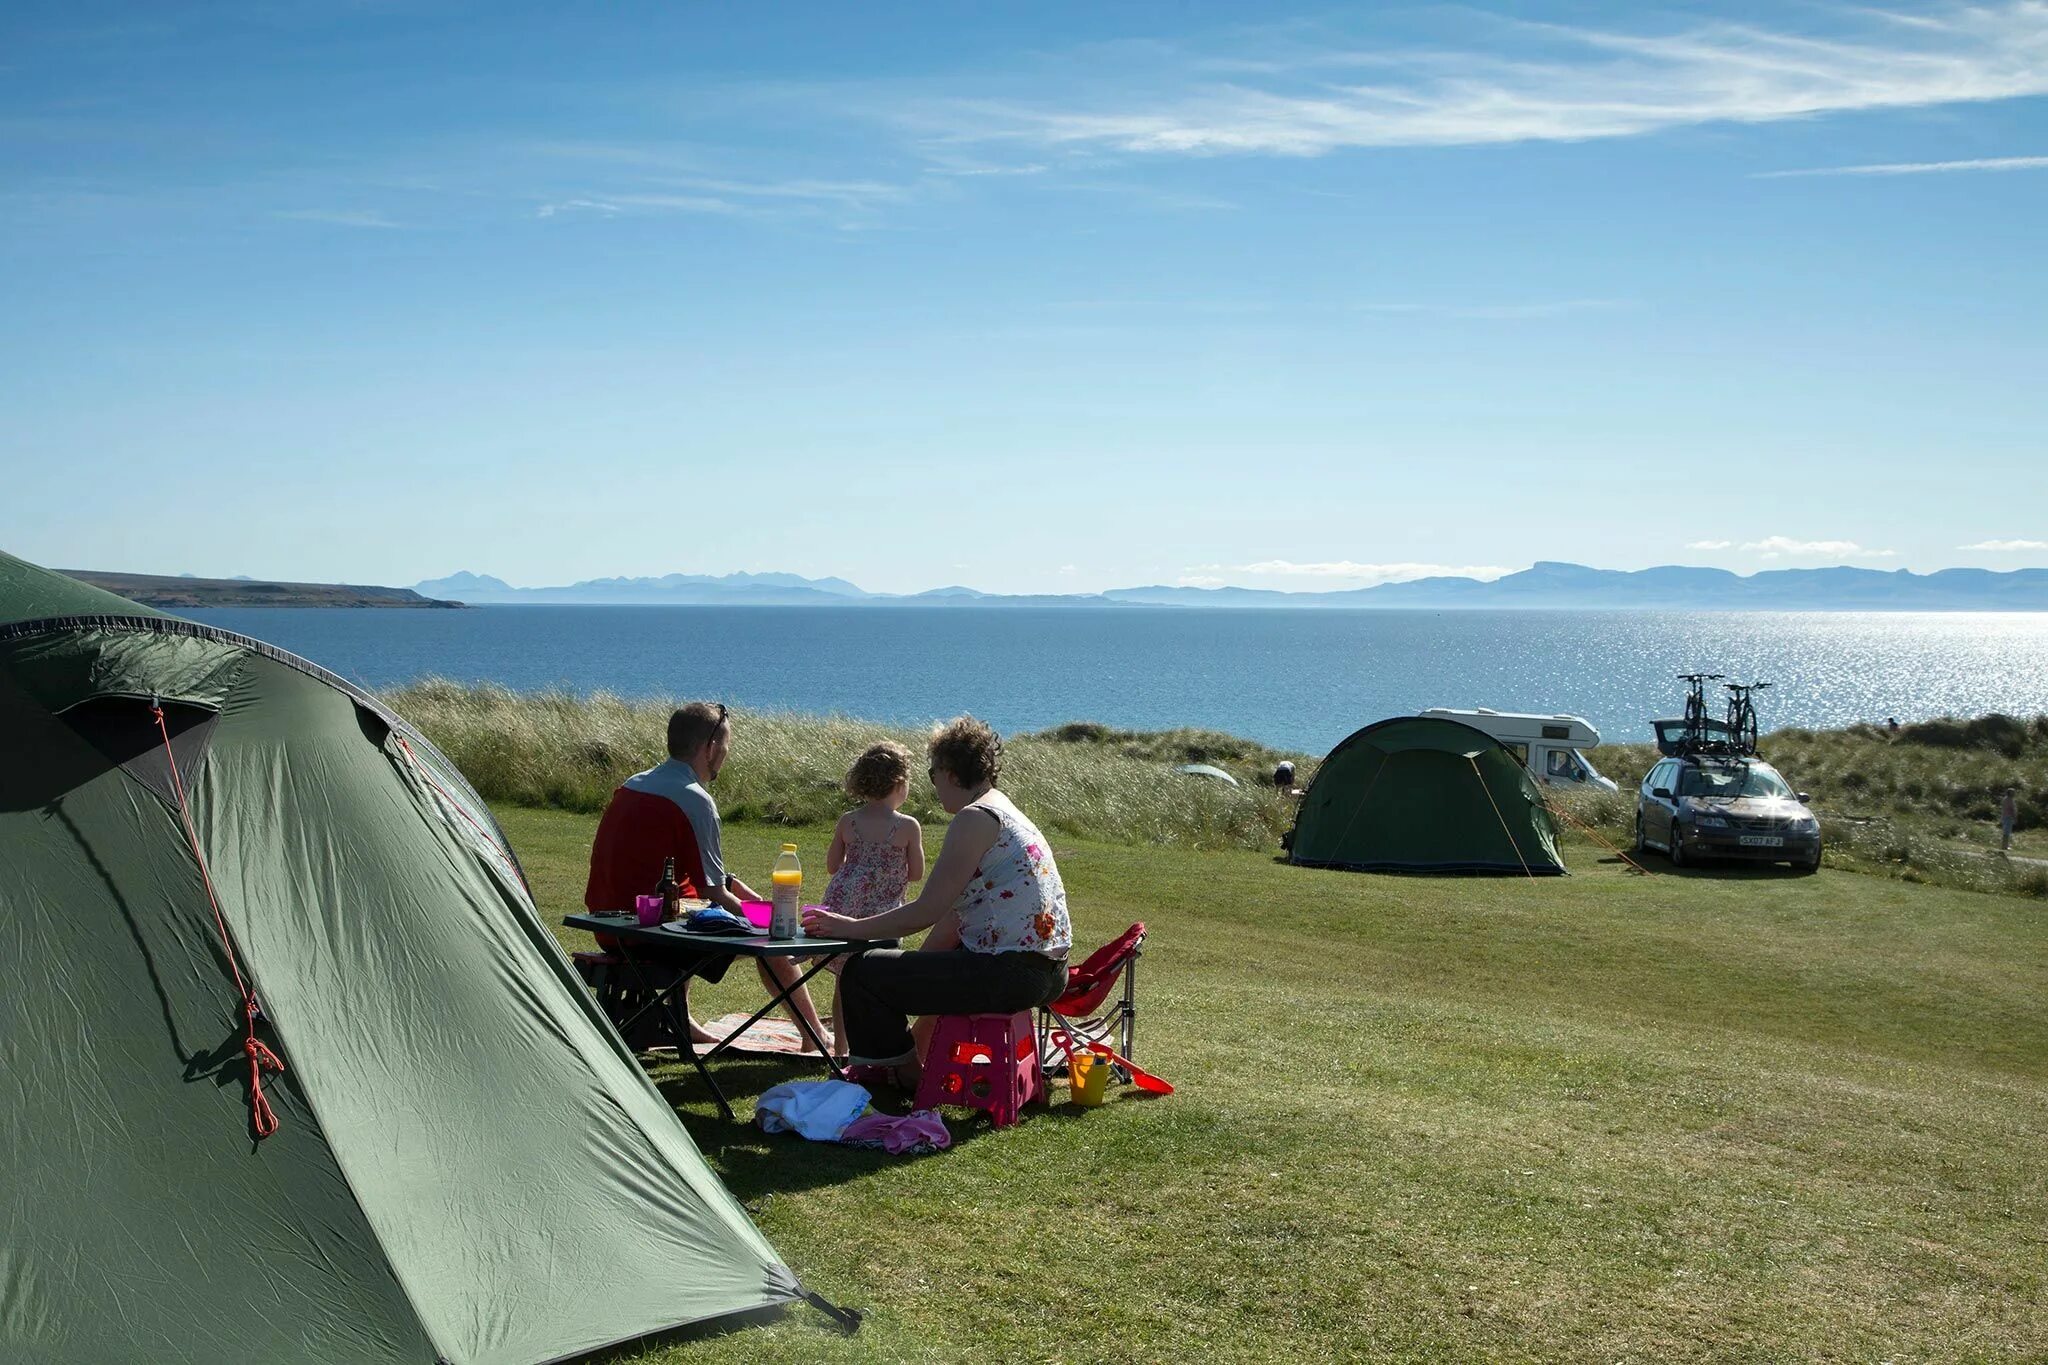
[[535, 173, 909, 224], [1687, 539, 1734, 550], [1358, 298, 1627, 320], [1742, 536, 1897, 558], [920, 3, 2048, 157], [1961, 538, 2048, 551], [535, 198, 623, 218], [1757, 154, 2048, 178], [1043, 296, 1628, 320], [548, 192, 742, 217], [272, 208, 404, 229]]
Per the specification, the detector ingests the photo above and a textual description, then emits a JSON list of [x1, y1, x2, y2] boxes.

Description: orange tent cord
[[1542, 796, 1650, 875], [151, 701, 286, 1139]]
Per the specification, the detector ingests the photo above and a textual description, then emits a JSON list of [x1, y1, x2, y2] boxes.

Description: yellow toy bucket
[[1069, 1050, 1110, 1107]]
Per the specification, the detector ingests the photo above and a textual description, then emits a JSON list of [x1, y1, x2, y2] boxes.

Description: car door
[[1646, 761, 1676, 845]]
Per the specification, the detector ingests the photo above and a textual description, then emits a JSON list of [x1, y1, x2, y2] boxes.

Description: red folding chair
[[1038, 923, 1145, 1080]]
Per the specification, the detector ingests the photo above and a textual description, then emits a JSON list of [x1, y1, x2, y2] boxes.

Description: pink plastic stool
[[914, 1011, 1044, 1129]]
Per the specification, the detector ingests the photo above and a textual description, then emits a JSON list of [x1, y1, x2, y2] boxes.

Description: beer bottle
[[657, 857, 680, 921]]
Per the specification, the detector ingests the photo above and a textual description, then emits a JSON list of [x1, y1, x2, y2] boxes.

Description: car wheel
[[1796, 841, 1822, 875], [1668, 824, 1688, 867], [1634, 813, 1649, 854]]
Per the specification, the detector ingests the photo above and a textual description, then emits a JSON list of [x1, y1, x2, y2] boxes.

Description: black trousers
[[838, 948, 1067, 1063]]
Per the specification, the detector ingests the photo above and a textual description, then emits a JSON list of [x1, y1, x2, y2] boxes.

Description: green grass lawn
[[499, 806, 2048, 1363]]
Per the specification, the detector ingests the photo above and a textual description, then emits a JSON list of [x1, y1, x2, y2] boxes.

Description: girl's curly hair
[[928, 715, 1002, 789], [845, 740, 915, 801]]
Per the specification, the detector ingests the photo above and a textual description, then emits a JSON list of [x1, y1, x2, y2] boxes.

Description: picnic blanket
[[705, 1013, 833, 1055]]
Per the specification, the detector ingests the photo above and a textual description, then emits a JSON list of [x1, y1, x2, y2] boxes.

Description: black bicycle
[[1723, 680, 1771, 754], [1676, 672, 1724, 747]]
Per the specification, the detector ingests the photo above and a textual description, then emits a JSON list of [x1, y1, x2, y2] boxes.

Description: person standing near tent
[[804, 716, 1071, 1084], [586, 702, 828, 1049]]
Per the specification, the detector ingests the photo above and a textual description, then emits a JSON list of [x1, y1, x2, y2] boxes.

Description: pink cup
[[634, 895, 665, 927]]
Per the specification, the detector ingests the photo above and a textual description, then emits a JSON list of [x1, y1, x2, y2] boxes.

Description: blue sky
[[3, 1, 2045, 594]]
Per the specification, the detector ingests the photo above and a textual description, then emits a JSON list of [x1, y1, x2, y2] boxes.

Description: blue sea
[[182, 606, 2048, 755]]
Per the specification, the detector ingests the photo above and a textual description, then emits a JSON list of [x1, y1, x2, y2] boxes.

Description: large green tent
[[0, 552, 816, 1363], [1287, 715, 1565, 875]]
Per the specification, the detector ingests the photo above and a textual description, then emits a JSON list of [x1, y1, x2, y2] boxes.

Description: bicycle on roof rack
[[1723, 680, 1771, 756], [1676, 672, 1724, 750]]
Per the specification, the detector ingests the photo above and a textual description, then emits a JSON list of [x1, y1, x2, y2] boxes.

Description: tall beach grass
[[388, 680, 1306, 852], [391, 682, 2046, 896], [1556, 713, 2048, 898]]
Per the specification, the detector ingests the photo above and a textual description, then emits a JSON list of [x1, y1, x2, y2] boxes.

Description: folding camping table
[[563, 912, 889, 1122]]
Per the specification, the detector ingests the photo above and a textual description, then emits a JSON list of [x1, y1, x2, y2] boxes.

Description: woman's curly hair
[[845, 740, 914, 801], [928, 715, 1002, 789]]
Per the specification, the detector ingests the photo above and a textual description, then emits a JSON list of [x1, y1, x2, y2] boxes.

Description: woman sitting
[[802, 716, 1070, 1084]]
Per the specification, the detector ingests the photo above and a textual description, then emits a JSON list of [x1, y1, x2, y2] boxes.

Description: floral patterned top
[[822, 819, 912, 920], [955, 792, 1072, 958]]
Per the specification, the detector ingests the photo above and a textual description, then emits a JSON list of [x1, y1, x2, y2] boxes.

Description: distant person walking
[[2001, 788, 2019, 853], [1886, 716, 1901, 737]]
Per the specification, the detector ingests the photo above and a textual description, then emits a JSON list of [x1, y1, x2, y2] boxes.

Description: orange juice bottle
[[770, 844, 802, 937]]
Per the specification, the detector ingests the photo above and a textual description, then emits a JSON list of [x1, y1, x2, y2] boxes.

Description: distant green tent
[[0, 551, 811, 1363], [1288, 715, 1565, 875]]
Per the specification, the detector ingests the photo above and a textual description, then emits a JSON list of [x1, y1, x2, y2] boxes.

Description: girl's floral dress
[[822, 819, 911, 921], [954, 792, 1072, 957]]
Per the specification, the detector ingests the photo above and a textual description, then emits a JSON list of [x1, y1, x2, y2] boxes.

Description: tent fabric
[[1288, 715, 1565, 875], [0, 553, 168, 627], [0, 552, 803, 1364]]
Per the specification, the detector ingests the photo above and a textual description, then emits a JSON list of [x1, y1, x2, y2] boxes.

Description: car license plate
[[1739, 835, 1784, 847]]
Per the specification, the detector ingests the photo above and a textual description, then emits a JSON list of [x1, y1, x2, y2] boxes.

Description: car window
[[1679, 763, 1793, 799], [1647, 761, 1671, 791]]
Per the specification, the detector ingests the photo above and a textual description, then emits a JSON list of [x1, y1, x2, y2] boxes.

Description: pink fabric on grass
[[840, 1109, 951, 1154]]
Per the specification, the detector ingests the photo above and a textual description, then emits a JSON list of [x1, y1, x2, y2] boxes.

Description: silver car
[[1636, 754, 1822, 871]]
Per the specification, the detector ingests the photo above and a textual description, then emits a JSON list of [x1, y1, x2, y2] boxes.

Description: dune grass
[[390, 680, 1303, 852], [397, 683, 2047, 899], [499, 806, 2048, 1363], [1560, 714, 2048, 900]]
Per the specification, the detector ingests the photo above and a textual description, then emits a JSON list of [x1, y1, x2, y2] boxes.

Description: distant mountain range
[[415, 562, 2048, 611]]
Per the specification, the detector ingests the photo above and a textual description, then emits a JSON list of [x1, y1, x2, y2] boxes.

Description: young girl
[[822, 742, 926, 1052]]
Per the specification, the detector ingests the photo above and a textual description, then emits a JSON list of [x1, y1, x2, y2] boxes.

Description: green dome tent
[[1287, 715, 1565, 875], [0, 552, 816, 1363]]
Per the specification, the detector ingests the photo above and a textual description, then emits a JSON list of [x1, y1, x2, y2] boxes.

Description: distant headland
[[413, 562, 2048, 612], [64, 569, 461, 609]]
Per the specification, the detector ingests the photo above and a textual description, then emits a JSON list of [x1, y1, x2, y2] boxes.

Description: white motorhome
[[1419, 708, 1618, 793]]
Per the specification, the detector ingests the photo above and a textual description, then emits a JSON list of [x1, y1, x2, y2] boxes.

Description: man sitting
[[586, 701, 828, 1051]]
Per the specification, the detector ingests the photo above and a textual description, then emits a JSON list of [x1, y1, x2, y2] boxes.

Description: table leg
[[704, 952, 849, 1082], [610, 944, 737, 1123]]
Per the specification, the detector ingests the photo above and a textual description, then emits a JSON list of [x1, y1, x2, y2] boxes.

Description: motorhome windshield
[[1679, 764, 1792, 800], [1543, 748, 1590, 782]]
